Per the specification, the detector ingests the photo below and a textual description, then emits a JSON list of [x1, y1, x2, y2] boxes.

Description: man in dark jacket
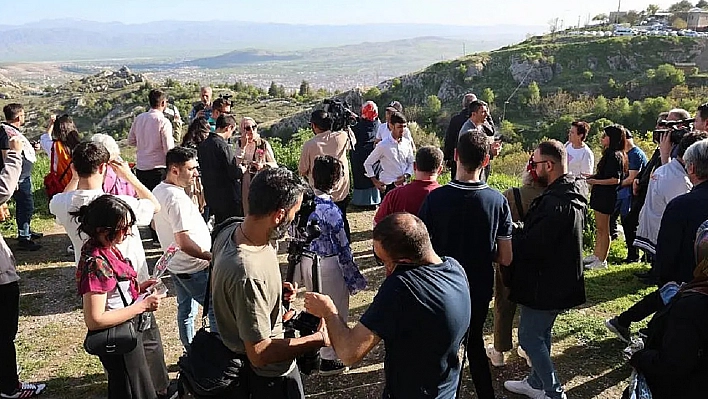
[[504, 140, 587, 399], [197, 114, 244, 223], [443, 93, 476, 178]]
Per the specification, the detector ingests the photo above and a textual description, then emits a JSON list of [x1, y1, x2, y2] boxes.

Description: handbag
[[43, 145, 72, 200], [178, 220, 249, 398], [83, 280, 138, 356]]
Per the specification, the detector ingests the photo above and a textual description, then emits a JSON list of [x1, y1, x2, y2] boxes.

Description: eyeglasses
[[243, 125, 257, 131], [529, 159, 553, 169]]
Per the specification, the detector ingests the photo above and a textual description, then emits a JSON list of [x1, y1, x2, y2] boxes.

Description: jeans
[[0, 282, 19, 394], [617, 289, 662, 328], [518, 305, 565, 399], [12, 178, 33, 239], [172, 268, 217, 350]]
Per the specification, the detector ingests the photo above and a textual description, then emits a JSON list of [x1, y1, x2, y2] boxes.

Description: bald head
[[373, 213, 434, 263]]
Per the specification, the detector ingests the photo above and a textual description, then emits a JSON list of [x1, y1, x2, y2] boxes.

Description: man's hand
[[394, 175, 406, 186], [317, 318, 331, 347], [196, 109, 205, 119], [491, 140, 502, 157], [632, 178, 640, 196], [370, 177, 386, 193], [110, 158, 134, 180], [586, 178, 597, 186], [8, 137, 23, 152], [304, 292, 338, 319], [283, 282, 298, 302], [659, 131, 672, 164]]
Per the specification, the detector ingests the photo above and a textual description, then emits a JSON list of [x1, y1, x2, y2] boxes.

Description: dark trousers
[[136, 168, 165, 240], [247, 364, 304, 399], [0, 282, 19, 395], [99, 330, 157, 399], [617, 289, 663, 328], [334, 198, 351, 242], [142, 314, 169, 392], [465, 300, 495, 399], [12, 178, 34, 239]]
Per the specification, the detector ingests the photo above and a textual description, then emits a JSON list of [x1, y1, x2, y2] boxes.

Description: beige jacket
[[0, 150, 23, 285]]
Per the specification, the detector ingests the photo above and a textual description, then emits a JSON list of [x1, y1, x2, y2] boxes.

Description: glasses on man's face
[[244, 125, 257, 132], [529, 159, 553, 169]]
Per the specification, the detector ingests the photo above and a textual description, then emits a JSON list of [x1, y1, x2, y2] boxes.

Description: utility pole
[[463, 42, 466, 57]]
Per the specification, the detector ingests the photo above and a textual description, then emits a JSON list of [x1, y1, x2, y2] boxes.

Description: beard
[[536, 173, 550, 188], [269, 216, 293, 241]]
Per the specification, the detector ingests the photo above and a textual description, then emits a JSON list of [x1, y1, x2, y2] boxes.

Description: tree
[[593, 13, 608, 21], [593, 95, 609, 117], [268, 81, 278, 97], [548, 17, 561, 37], [669, 1, 693, 12], [699, 0, 708, 9], [298, 80, 311, 97], [364, 86, 381, 100], [646, 4, 661, 15], [654, 64, 686, 85], [624, 10, 642, 25], [526, 81, 541, 108], [582, 71, 594, 81], [480, 88, 495, 105], [425, 95, 442, 115], [672, 17, 688, 29]]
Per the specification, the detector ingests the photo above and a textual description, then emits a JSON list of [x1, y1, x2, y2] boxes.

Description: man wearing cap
[[375, 101, 415, 149]]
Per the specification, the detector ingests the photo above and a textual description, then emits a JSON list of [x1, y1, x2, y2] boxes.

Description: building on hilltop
[[687, 8, 708, 31]]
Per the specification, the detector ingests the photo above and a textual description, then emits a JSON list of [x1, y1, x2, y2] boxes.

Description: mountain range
[[0, 19, 544, 62]]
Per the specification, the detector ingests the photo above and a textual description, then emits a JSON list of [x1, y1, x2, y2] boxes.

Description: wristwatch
[[404, 173, 411, 180]]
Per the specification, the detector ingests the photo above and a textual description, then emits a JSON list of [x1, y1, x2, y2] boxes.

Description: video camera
[[283, 187, 322, 375], [323, 98, 357, 132], [653, 118, 694, 144]]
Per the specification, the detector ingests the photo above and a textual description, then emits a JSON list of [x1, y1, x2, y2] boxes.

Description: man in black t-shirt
[[418, 130, 513, 399], [305, 213, 471, 399]]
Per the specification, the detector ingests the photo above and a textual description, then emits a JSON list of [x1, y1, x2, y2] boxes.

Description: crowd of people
[[0, 86, 707, 399]]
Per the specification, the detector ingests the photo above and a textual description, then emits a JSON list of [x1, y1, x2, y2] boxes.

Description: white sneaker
[[582, 254, 598, 264], [584, 259, 608, 270], [485, 344, 505, 367], [504, 377, 545, 398], [517, 346, 532, 367]]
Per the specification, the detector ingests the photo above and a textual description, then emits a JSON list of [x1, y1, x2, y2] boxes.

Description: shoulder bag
[[83, 278, 138, 356]]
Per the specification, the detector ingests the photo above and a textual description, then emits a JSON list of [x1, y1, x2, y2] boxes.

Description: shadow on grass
[[582, 263, 654, 308], [39, 373, 107, 399], [19, 265, 82, 316]]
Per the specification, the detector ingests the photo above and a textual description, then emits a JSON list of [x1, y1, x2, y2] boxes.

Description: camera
[[283, 187, 323, 375], [323, 98, 357, 132], [653, 118, 694, 144]]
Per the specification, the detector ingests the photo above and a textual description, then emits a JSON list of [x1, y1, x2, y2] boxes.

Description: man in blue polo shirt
[[418, 130, 513, 399], [305, 213, 471, 398]]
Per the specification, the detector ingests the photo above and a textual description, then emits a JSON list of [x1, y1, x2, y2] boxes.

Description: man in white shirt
[[153, 147, 216, 351], [364, 112, 415, 196], [49, 142, 172, 398], [375, 101, 414, 148]]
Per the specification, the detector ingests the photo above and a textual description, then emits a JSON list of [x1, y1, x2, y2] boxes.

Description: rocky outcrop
[[509, 55, 562, 85], [58, 66, 145, 93]]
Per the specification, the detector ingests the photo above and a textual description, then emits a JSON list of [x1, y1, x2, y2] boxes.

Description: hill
[[0, 20, 542, 62]]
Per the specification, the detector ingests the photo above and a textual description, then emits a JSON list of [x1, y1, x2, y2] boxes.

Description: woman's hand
[[134, 292, 165, 313], [139, 279, 157, 293]]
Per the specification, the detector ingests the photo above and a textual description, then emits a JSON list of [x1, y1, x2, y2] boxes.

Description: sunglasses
[[243, 125, 257, 131]]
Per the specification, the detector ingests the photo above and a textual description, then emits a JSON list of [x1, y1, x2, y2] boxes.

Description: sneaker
[[504, 377, 545, 398], [582, 254, 598, 264], [517, 346, 532, 367], [319, 359, 348, 376], [621, 257, 641, 264], [17, 239, 41, 251], [29, 231, 43, 240], [605, 317, 631, 343], [584, 259, 608, 270], [0, 382, 46, 398], [485, 344, 505, 367]]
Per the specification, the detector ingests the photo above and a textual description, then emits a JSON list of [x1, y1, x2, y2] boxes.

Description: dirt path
[[12, 208, 630, 399]]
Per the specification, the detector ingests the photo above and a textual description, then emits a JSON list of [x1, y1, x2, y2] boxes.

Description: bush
[[269, 128, 314, 172], [408, 122, 440, 147]]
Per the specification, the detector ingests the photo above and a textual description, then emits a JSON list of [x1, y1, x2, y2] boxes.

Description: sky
[[6, 0, 678, 27]]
